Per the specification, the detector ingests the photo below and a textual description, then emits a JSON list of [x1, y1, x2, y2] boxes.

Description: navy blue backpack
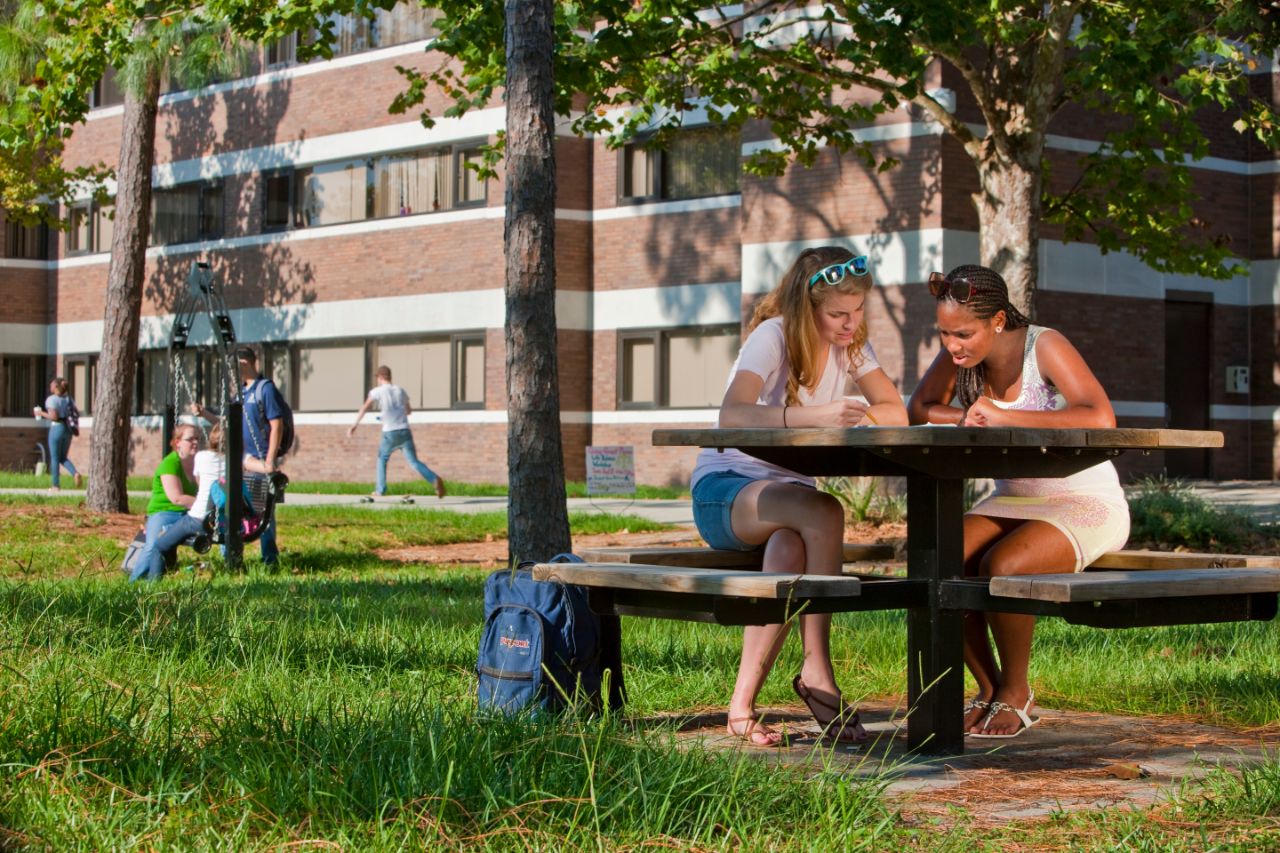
[[478, 554, 622, 714]]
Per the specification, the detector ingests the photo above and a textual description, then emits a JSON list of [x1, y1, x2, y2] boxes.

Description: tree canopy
[[378, 0, 1280, 313]]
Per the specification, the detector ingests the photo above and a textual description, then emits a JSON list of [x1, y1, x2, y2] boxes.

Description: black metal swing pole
[[225, 400, 244, 571]]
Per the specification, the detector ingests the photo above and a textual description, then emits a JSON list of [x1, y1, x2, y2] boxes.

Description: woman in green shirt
[[129, 424, 200, 582]]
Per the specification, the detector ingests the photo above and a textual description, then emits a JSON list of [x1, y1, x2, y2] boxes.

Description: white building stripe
[[591, 282, 741, 330], [1111, 401, 1167, 419], [744, 229, 1270, 306], [0, 323, 47, 354], [87, 40, 438, 123]]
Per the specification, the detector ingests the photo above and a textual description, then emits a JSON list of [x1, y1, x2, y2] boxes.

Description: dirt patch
[[668, 701, 1280, 828], [375, 528, 707, 567], [1, 500, 141, 542], [375, 521, 908, 568]]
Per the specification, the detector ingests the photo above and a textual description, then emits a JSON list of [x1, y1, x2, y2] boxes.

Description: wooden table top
[[654, 426, 1223, 450], [653, 426, 1223, 479]]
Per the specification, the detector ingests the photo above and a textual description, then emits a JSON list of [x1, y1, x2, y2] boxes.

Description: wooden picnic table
[[647, 426, 1234, 754]]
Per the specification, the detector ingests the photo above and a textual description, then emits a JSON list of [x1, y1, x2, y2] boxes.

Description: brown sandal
[[792, 675, 868, 744], [726, 715, 784, 747]]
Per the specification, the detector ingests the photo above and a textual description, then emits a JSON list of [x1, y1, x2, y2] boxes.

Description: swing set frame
[[162, 260, 249, 569]]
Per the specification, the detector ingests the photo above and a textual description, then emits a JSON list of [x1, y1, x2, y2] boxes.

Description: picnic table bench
[[535, 426, 1280, 755]]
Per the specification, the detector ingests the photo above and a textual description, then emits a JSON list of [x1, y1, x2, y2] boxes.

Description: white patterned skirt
[[967, 464, 1130, 572]]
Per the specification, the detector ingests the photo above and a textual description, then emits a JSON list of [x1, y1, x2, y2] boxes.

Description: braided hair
[[749, 246, 874, 406], [934, 265, 1032, 410]]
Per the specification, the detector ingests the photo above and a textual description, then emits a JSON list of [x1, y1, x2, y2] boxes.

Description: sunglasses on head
[[927, 271, 985, 303], [808, 255, 869, 289]]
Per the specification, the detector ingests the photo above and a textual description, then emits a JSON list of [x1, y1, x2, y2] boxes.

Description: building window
[[260, 144, 486, 232], [454, 335, 486, 407], [619, 126, 741, 202], [296, 159, 369, 227], [262, 170, 298, 231], [89, 67, 124, 109], [295, 342, 367, 412], [2, 354, 47, 417], [4, 218, 49, 260], [152, 181, 224, 246], [618, 326, 738, 408], [265, 34, 298, 68], [373, 333, 485, 410], [65, 201, 113, 255], [135, 350, 168, 416], [64, 355, 98, 414], [263, 7, 435, 70], [371, 150, 450, 216], [455, 148, 487, 207]]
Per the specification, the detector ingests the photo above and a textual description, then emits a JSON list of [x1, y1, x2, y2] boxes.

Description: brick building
[[1, 19, 1277, 485]]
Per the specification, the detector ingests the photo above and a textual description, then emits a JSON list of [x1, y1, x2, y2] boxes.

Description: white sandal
[[969, 692, 1038, 739]]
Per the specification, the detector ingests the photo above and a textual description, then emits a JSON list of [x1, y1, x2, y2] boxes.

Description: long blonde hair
[[749, 246, 874, 406]]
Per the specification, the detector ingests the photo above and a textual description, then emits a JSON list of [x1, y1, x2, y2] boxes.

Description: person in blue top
[[193, 346, 288, 566], [33, 377, 81, 492]]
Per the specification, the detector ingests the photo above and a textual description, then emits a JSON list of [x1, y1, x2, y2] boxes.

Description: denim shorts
[[691, 471, 761, 552]]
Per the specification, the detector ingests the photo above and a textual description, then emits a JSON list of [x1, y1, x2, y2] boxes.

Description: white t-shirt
[[367, 383, 410, 432], [691, 316, 881, 489], [190, 450, 225, 521]]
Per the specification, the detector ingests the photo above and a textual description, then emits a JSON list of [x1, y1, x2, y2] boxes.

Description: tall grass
[[0, 570, 896, 849]]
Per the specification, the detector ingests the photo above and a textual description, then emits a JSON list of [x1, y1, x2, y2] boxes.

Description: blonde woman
[[690, 247, 907, 746]]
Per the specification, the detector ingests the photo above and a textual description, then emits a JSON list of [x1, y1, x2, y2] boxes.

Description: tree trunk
[[973, 147, 1042, 320], [504, 0, 570, 564], [86, 53, 159, 513]]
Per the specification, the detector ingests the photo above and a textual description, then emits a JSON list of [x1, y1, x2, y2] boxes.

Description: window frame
[[290, 338, 370, 413], [1, 354, 48, 417], [616, 125, 742, 204], [453, 145, 489, 209], [616, 325, 739, 409], [261, 168, 298, 233], [63, 354, 99, 414], [450, 332, 487, 409], [4, 217, 49, 260], [616, 330, 663, 410], [151, 179, 225, 246]]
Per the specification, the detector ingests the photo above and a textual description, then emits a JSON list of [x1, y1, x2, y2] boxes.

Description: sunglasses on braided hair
[[927, 271, 990, 303]]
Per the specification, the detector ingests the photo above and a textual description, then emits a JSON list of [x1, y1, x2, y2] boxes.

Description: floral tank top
[[986, 326, 1125, 502]]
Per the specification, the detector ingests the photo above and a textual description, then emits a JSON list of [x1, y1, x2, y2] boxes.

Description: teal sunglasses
[[808, 255, 869, 289]]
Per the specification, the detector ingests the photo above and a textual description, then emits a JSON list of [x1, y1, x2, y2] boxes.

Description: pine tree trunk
[[974, 149, 1042, 320], [504, 0, 570, 564], [86, 54, 160, 513]]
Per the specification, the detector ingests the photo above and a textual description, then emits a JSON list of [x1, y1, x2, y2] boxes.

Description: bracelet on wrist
[[782, 405, 789, 428]]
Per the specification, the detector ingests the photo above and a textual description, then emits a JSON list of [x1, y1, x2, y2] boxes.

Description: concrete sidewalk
[[2, 478, 1275, 527], [0, 487, 699, 525]]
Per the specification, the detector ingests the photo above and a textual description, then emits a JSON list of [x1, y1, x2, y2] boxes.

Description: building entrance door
[[1163, 299, 1211, 479]]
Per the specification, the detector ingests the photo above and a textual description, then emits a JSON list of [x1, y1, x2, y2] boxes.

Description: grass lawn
[[0, 470, 690, 499], [0, 494, 1277, 849]]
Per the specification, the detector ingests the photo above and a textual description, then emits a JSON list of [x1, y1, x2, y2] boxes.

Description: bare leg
[[961, 514, 1018, 730], [727, 528, 804, 745], [728, 481, 863, 740], [975, 521, 1076, 735]]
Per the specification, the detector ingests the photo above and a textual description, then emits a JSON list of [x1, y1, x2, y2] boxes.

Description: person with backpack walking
[[33, 376, 82, 492], [690, 247, 907, 746], [348, 365, 446, 499]]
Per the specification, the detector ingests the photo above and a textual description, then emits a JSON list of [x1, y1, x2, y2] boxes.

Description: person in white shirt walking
[[349, 365, 446, 499]]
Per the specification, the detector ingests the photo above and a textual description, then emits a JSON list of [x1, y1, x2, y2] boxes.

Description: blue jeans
[[131, 510, 186, 582], [375, 428, 438, 495], [48, 422, 77, 488], [691, 471, 762, 552], [225, 470, 277, 566]]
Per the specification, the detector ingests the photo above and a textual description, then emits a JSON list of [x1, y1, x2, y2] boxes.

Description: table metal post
[[906, 474, 966, 753]]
